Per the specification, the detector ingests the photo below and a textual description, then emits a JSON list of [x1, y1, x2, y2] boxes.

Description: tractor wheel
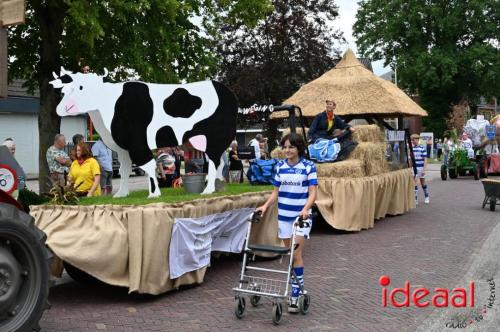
[[0, 203, 52, 332], [449, 168, 458, 179], [440, 165, 447, 181], [473, 167, 479, 180], [478, 161, 487, 179]]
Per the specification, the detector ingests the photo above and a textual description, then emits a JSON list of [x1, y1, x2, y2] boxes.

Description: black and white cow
[[50, 68, 238, 198]]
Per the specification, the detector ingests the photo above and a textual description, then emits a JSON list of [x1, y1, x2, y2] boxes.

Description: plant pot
[[181, 173, 207, 194]]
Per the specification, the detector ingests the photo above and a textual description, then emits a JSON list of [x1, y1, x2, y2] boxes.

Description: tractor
[[441, 148, 482, 181], [0, 147, 52, 332]]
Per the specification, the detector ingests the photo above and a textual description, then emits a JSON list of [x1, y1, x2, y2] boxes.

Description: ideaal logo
[[379, 275, 475, 308]]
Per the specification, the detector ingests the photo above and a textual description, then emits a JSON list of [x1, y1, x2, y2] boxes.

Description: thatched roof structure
[[271, 49, 427, 119]]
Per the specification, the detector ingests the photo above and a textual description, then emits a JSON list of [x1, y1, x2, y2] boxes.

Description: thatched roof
[[271, 49, 427, 119]]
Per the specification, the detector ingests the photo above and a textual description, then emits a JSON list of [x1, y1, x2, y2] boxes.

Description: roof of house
[[0, 79, 40, 114], [271, 49, 427, 119]]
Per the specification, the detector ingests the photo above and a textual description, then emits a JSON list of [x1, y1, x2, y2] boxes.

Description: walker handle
[[251, 210, 262, 223], [297, 215, 311, 228]]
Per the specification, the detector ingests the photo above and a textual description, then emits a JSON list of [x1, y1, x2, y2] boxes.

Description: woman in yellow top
[[68, 143, 101, 197]]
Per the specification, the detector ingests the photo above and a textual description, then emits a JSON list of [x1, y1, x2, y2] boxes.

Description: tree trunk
[[35, 4, 66, 193]]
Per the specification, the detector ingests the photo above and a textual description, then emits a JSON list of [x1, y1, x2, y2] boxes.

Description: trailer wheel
[[63, 262, 100, 285], [0, 203, 52, 332], [449, 168, 458, 179]]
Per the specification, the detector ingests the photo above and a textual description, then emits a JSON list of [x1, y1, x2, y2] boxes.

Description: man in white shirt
[[460, 132, 475, 159], [249, 134, 263, 160]]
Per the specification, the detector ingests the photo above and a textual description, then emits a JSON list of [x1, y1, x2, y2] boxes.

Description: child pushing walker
[[256, 133, 318, 313], [232, 133, 317, 324]]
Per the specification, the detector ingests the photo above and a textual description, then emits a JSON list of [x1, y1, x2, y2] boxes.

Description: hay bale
[[348, 142, 388, 176], [271, 147, 286, 160], [281, 127, 309, 139], [352, 124, 385, 143], [316, 160, 365, 178]]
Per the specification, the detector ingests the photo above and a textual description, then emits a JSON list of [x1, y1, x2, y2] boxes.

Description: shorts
[[278, 219, 313, 239], [100, 169, 113, 189], [415, 167, 425, 179]]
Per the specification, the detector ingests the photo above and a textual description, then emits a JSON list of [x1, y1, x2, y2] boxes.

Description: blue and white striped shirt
[[412, 144, 427, 169], [273, 159, 318, 223]]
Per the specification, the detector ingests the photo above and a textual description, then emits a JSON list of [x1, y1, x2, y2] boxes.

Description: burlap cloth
[[30, 192, 279, 295], [316, 168, 415, 231]]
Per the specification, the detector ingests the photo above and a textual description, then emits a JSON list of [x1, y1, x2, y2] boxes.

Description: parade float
[[271, 49, 428, 231], [29, 70, 282, 295]]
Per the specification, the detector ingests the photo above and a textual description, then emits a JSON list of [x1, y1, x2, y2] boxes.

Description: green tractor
[[441, 148, 481, 181]]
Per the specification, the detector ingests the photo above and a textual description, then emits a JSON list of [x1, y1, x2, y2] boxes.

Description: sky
[[332, 0, 390, 76]]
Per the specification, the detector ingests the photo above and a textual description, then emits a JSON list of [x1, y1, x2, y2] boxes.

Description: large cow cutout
[[50, 68, 238, 198]]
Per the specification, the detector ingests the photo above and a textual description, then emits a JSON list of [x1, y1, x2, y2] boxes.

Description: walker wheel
[[299, 294, 311, 314], [234, 296, 246, 319], [272, 303, 283, 325], [250, 295, 261, 307], [250, 285, 261, 306]]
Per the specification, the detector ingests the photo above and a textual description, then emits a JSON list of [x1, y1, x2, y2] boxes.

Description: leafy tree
[[216, 0, 344, 147], [8, 0, 272, 193], [353, 0, 500, 135]]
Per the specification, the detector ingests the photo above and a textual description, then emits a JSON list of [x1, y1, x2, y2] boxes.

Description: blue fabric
[[248, 159, 278, 184], [91, 140, 113, 172], [411, 145, 427, 168], [308, 138, 341, 162], [308, 112, 349, 142]]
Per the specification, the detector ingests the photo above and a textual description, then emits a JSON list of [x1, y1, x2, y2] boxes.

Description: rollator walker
[[232, 211, 311, 325]]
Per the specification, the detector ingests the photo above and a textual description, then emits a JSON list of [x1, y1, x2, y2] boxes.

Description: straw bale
[[348, 142, 388, 176], [271, 49, 427, 119], [270, 147, 286, 160], [281, 127, 309, 139], [316, 160, 365, 178], [352, 124, 385, 143]]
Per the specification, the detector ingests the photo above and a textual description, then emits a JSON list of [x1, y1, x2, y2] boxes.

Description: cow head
[[49, 67, 108, 116]]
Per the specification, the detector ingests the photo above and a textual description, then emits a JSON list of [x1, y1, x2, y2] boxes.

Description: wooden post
[[0, 26, 7, 99]]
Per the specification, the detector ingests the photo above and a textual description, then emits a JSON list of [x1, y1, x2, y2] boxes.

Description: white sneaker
[[424, 197, 430, 204], [415, 199, 419, 206], [288, 297, 299, 313]]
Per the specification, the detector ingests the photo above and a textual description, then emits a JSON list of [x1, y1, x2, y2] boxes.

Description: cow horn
[[52, 72, 58, 79], [60, 66, 68, 75], [103, 68, 109, 78]]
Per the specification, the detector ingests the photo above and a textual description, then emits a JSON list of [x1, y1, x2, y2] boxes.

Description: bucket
[[182, 173, 207, 194]]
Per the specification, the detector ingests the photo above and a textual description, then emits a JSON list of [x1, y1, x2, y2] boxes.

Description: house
[[0, 79, 87, 177]]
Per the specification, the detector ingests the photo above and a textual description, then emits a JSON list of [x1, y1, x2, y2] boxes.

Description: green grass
[[76, 183, 273, 206]]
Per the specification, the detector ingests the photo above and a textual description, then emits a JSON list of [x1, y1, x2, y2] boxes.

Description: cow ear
[[49, 79, 63, 88]]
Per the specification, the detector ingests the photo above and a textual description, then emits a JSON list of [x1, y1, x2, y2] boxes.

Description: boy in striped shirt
[[410, 134, 429, 204], [256, 133, 318, 313]]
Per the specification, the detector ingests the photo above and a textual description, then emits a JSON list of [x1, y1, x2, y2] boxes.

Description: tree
[[216, 0, 344, 147], [353, 0, 500, 135], [8, 0, 272, 193]]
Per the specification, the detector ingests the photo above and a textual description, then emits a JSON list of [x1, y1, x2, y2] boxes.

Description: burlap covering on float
[[30, 192, 279, 295], [315, 168, 415, 231]]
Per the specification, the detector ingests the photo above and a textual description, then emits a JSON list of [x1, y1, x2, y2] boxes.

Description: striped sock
[[423, 184, 429, 198], [292, 266, 304, 298], [415, 185, 418, 201]]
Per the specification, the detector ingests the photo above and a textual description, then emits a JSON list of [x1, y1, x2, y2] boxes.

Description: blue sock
[[291, 267, 304, 298], [423, 185, 429, 198]]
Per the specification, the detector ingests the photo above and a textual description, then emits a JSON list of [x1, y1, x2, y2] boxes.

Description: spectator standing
[[2, 138, 16, 156], [70, 134, 85, 161], [436, 139, 443, 161], [91, 139, 113, 195], [46, 134, 72, 186], [228, 141, 243, 183], [68, 142, 101, 197], [249, 134, 263, 160]]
